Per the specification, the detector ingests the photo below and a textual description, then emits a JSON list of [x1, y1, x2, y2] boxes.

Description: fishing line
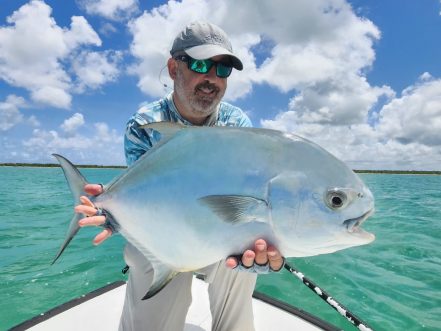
[[284, 262, 374, 331]]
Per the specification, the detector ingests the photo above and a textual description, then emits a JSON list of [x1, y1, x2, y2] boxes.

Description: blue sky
[[1, 0, 441, 170]]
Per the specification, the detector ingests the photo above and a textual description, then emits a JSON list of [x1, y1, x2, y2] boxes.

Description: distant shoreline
[[0, 163, 127, 169], [1, 163, 440, 174]]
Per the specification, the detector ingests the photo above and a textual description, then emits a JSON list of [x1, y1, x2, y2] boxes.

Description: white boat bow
[[10, 276, 339, 331]]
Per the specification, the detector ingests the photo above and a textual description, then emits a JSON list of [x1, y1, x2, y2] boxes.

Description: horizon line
[[1, 162, 440, 174]]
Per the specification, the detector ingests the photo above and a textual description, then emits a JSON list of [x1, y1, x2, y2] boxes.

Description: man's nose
[[204, 65, 218, 81]]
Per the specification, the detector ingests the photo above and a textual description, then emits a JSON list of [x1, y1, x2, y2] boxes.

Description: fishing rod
[[284, 262, 374, 331]]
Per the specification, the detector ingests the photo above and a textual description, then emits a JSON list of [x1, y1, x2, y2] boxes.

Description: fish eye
[[332, 195, 343, 207], [325, 189, 348, 210]]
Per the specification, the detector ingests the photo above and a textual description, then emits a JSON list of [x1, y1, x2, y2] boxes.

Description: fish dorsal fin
[[140, 122, 187, 143], [198, 195, 269, 225], [104, 123, 187, 191]]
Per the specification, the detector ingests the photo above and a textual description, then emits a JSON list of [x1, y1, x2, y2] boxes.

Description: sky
[[1, 0, 441, 170]]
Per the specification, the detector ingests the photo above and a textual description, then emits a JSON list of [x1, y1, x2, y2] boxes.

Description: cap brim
[[184, 45, 243, 71]]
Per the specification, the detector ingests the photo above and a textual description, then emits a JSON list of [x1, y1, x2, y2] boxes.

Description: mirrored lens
[[216, 63, 233, 78], [187, 58, 232, 78], [190, 59, 213, 74]]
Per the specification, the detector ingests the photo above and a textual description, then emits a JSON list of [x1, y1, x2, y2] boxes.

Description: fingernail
[[256, 243, 265, 251], [268, 251, 276, 257]]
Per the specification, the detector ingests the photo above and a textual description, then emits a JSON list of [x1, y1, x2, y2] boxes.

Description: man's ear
[[167, 58, 177, 80]]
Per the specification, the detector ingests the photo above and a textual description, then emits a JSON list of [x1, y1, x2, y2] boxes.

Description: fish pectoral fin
[[198, 195, 269, 225], [142, 264, 179, 300]]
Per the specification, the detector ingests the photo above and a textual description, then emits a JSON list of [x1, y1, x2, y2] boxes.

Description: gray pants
[[119, 243, 257, 331]]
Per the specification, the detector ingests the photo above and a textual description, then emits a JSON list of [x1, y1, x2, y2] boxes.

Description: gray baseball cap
[[170, 21, 243, 71]]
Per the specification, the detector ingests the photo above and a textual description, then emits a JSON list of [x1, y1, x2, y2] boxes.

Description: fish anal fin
[[142, 267, 179, 300], [198, 195, 269, 225], [125, 236, 180, 300]]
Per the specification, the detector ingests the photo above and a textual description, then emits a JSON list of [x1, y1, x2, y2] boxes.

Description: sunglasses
[[174, 55, 233, 78]]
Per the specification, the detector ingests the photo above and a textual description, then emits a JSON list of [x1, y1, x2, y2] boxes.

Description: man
[[76, 21, 284, 331]]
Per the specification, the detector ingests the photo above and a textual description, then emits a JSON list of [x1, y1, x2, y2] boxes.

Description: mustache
[[195, 81, 220, 93]]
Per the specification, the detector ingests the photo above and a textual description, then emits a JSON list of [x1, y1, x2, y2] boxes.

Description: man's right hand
[[75, 184, 112, 245]]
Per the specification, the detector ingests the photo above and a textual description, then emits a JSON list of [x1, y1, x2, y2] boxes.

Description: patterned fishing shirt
[[124, 92, 252, 165]]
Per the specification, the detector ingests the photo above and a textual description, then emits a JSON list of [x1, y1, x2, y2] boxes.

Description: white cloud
[[285, 76, 394, 126], [262, 73, 441, 171], [2, 0, 440, 170], [27, 115, 40, 127], [31, 86, 72, 109], [64, 15, 101, 49], [127, 0, 266, 99], [72, 50, 122, 92], [22, 116, 124, 165], [99, 22, 118, 36], [129, 0, 441, 170], [0, 97, 24, 131], [61, 113, 85, 135], [127, 0, 383, 104], [0, 94, 40, 132], [0, 1, 102, 109], [376, 74, 441, 147], [78, 0, 139, 20]]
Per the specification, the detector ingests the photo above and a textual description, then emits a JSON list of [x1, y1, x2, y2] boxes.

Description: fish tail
[[51, 154, 89, 264]]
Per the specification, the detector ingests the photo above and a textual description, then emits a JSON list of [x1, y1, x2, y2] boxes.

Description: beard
[[174, 69, 225, 117]]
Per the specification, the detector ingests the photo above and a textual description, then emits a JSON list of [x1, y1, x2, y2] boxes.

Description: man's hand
[[226, 239, 285, 273], [74, 184, 112, 245]]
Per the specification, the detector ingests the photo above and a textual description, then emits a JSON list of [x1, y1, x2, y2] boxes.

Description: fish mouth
[[343, 208, 374, 234]]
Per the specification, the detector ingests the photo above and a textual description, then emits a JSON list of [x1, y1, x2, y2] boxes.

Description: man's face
[[172, 55, 228, 118]]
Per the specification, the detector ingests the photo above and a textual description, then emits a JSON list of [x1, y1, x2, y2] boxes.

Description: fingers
[[93, 229, 112, 246], [254, 239, 284, 271], [77, 214, 112, 246], [84, 184, 103, 196], [225, 239, 285, 273], [225, 256, 239, 269], [75, 202, 98, 217], [225, 250, 255, 269], [254, 239, 268, 265], [75, 200, 106, 226], [77, 215, 112, 246], [267, 245, 285, 272], [76, 198, 106, 226], [79, 196, 94, 208], [241, 250, 256, 268], [75, 186, 111, 246], [78, 215, 106, 227]]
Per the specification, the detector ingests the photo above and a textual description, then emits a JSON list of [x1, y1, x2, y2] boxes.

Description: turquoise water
[[1, 167, 440, 330]]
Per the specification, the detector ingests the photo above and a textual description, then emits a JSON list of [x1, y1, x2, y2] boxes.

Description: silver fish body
[[54, 123, 375, 298]]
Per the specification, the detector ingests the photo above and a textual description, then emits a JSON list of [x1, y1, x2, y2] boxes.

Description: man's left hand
[[226, 239, 285, 273]]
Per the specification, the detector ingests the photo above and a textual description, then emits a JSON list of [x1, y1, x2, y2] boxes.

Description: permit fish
[[53, 123, 375, 299]]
